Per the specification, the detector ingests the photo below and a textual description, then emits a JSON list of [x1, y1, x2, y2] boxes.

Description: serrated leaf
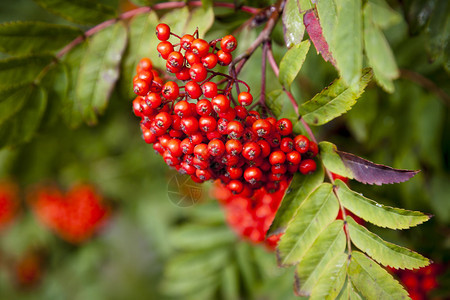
[[300, 68, 372, 126], [76, 21, 127, 125], [121, 11, 161, 99], [282, 0, 305, 48], [61, 42, 87, 128], [184, 6, 214, 38], [0, 55, 54, 89], [0, 21, 82, 55], [295, 220, 346, 296], [333, 0, 363, 86], [309, 253, 348, 300], [348, 251, 409, 300], [277, 183, 339, 266], [346, 216, 430, 269], [364, 3, 399, 93], [170, 224, 236, 251], [319, 141, 419, 185], [279, 40, 310, 88], [336, 180, 430, 229], [268, 162, 324, 236], [33, 0, 116, 25], [303, 10, 335, 65]]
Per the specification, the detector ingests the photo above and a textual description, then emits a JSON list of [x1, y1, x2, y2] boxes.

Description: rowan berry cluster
[[132, 23, 318, 196], [213, 180, 287, 250]]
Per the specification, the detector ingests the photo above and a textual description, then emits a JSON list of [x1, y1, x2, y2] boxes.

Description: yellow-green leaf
[[279, 40, 310, 88]]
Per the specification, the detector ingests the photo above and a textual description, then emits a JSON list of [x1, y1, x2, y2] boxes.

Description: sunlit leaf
[[279, 40, 310, 88], [347, 216, 430, 269], [336, 180, 430, 229], [282, 0, 305, 48], [300, 68, 372, 126], [268, 163, 324, 236], [184, 6, 214, 38], [348, 251, 409, 300], [309, 253, 348, 300], [277, 183, 339, 266]]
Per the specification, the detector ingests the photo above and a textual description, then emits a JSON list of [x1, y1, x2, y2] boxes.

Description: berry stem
[[259, 41, 268, 107]]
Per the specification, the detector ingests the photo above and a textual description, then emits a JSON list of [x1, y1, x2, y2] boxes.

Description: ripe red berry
[[180, 138, 194, 154], [280, 137, 294, 153], [294, 135, 310, 154], [227, 121, 244, 139], [180, 34, 195, 50], [244, 167, 263, 184], [217, 50, 232, 66], [242, 142, 261, 160], [286, 151, 301, 165], [136, 70, 153, 84], [154, 112, 172, 130], [175, 67, 191, 81], [202, 81, 218, 98], [189, 63, 207, 82], [167, 51, 184, 68], [133, 79, 150, 96], [136, 57, 153, 73], [269, 151, 286, 165], [185, 81, 202, 99], [276, 118, 293, 135], [174, 100, 191, 117], [227, 180, 244, 194], [218, 107, 236, 121], [196, 99, 213, 116], [181, 116, 199, 135], [196, 169, 212, 181], [226, 166, 243, 179], [156, 23, 171, 41], [252, 119, 272, 137], [238, 91, 253, 106], [199, 116, 217, 133], [235, 106, 248, 119], [220, 35, 237, 53], [162, 81, 179, 100], [185, 50, 201, 65], [157, 41, 174, 59], [194, 143, 210, 161], [167, 138, 183, 157], [212, 95, 230, 113], [307, 141, 319, 158], [299, 159, 316, 174], [257, 140, 272, 158], [191, 39, 210, 57], [225, 139, 243, 155], [208, 139, 225, 157]]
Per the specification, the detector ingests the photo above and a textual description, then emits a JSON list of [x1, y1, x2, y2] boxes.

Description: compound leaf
[[309, 253, 348, 300], [277, 183, 339, 266], [300, 68, 372, 126], [336, 180, 430, 229], [348, 251, 409, 300], [268, 162, 324, 236], [347, 216, 430, 269], [295, 220, 346, 296]]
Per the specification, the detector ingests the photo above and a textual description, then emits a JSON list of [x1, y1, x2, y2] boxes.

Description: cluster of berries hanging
[[132, 23, 318, 197], [213, 180, 288, 250]]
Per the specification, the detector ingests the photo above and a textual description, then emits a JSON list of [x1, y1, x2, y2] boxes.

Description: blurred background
[[0, 0, 448, 299]]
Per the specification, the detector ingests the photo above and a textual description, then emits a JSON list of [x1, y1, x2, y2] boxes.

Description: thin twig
[[259, 41, 269, 106]]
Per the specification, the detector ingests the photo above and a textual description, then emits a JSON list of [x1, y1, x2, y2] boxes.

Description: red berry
[[226, 166, 243, 179], [157, 41, 174, 59], [189, 62, 207, 82], [212, 94, 230, 113], [156, 23, 170, 41], [180, 34, 195, 50], [244, 167, 263, 184], [199, 116, 217, 133], [180, 138, 194, 154], [191, 39, 210, 57], [269, 151, 286, 165], [294, 135, 310, 154], [202, 53, 218, 69], [217, 50, 232, 66], [242, 142, 261, 160], [196, 99, 213, 115], [162, 81, 179, 100], [280, 137, 294, 153], [174, 100, 191, 117], [276, 118, 293, 135], [185, 50, 201, 65], [225, 139, 243, 155], [238, 91, 253, 106], [299, 159, 316, 174], [286, 151, 301, 165], [167, 139, 183, 157], [218, 107, 236, 121], [307, 141, 319, 157], [208, 139, 225, 157], [181, 116, 199, 135], [202, 81, 218, 98], [144, 92, 162, 109], [175, 67, 191, 81], [227, 121, 244, 139], [167, 51, 184, 68], [196, 169, 212, 181], [252, 119, 272, 137], [136, 57, 153, 73], [185, 81, 202, 99], [194, 143, 210, 161], [227, 180, 244, 194], [257, 140, 271, 158], [133, 79, 150, 96], [220, 35, 237, 52], [155, 112, 172, 130]]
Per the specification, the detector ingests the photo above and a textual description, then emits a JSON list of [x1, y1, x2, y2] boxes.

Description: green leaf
[[309, 253, 348, 300], [76, 21, 127, 125], [346, 216, 430, 269], [33, 0, 116, 25], [364, 3, 399, 93], [61, 42, 87, 128], [0, 21, 82, 55], [297, 0, 313, 11], [368, 0, 402, 29], [161, 7, 190, 38], [0, 85, 33, 126], [300, 68, 372, 126], [279, 40, 310, 88], [0, 86, 47, 148], [333, 0, 363, 86], [319, 141, 353, 178], [220, 263, 239, 300], [170, 224, 236, 251], [348, 251, 409, 300], [277, 183, 339, 266], [337, 280, 363, 300], [295, 220, 346, 296], [282, 0, 305, 48], [268, 162, 324, 236], [316, 0, 338, 52], [0, 55, 54, 89], [266, 89, 284, 118], [121, 11, 161, 99], [336, 180, 430, 229], [184, 6, 215, 38]]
